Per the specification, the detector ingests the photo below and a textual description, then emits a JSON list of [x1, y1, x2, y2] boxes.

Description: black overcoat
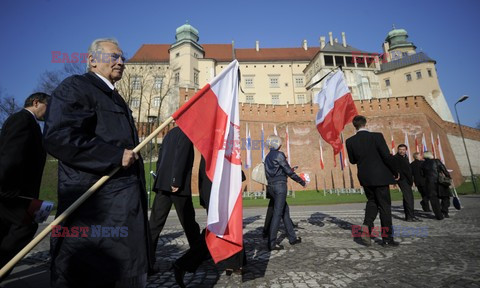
[[43, 72, 151, 286]]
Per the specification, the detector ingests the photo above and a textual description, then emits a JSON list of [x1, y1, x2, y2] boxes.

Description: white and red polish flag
[[314, 70, 357, 155], [404, 131, 412, 162], [391, 133, 396, 155], [414, 134, 419, 153], [172, 60, 242, 263]]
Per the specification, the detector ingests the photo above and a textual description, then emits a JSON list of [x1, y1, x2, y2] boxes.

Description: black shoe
[[226, 269, 233, 276], [425, 208, 432, 212], [173, 263, 186, 288], [436, 215, 445, 220], [268, 244, 284, 251], [443, 213, 450, 218], [382, 240, 400, 248], [262, 231, 268, 239], [405, 218, 414, 222], [413, 217, 423, 222], [289, 237, 302, 245]]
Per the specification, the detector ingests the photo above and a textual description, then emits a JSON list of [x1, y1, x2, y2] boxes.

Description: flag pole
[[0, 116, 174, 278]]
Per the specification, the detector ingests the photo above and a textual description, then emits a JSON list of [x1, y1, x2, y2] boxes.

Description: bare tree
[[36, 63, 85, 94], [0, 88, 20, 127]]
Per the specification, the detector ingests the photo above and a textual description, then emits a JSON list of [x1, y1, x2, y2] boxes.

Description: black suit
[[0, 109, 46, 278], [394, 153, 415, 220], [43, 72, 150, 287], [346, 130, 398, 241], [410, 159, 430, 211], [149, 127, 201, 265]]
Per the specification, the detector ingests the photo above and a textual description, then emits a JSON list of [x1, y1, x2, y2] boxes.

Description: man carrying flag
[[314, 69, 357, 155], [167, 60, 243, 286]]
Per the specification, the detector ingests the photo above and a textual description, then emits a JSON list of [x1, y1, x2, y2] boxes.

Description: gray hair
[[423, 151, 434, 159], [266, 134, 282, 150], [87, 38, 120, 71]]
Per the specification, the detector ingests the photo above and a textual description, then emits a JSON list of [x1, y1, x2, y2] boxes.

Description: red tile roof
[[128, 43, 321, 63], [128, 44, 171, 63]]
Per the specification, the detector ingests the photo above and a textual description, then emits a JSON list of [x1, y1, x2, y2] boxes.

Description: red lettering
[[71, 52, 79, 64], [62, 53, 70, 64], [60, 227, 70, 237], [351, 225, 361, 237], [70, 226, 79, 237], [370, 226, 379, 237], [79, 226, 89, 237], [80, 53, 89, 63], [381, 227, 390, 237], [51, 225, 61, 237], [51, 51, 61, 63]]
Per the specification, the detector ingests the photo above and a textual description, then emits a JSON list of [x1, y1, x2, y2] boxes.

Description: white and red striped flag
[[437, 134, 445, 164], [404, 131, 412, 162], [319, 138, 325, 170], [286, 125, 291, 165], [422, 133, 428, 155], [273, 125, 278, 136], [314, 70, 357, 155], [172, 60, 242, 263]]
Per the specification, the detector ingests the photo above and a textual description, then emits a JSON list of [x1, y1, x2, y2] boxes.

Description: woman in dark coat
[[421, 151, 451, 220]]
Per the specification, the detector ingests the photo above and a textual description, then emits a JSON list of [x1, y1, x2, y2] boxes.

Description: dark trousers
[[268, 183, 297, 248], [397, 180, 415, 219], [0, 201, 38, 280], [149, 192, 201, 264], [263, 198, 294, 236], [428, 183, 449, 219], [175, 229, 210, 273], [363, 185, 393, 240], [417, 185, 431, 211]]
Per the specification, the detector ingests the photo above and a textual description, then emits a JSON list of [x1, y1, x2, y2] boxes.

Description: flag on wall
[[404, 131, 412, 162], [286, 125, 291, 165], [245, 123, 252, 169], [437, 134, 445, 164], [414, 134, 419, 153], [261, 123, 265, 160], [273, 125, 278, 136], [172, 60, 242, 263], [422, 133, 428, 154], [314, 70, 357, 155], [430, 131, 437, 158]]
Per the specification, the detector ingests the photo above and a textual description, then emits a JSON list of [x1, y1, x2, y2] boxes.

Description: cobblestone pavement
[[2, 196, 480, 288]]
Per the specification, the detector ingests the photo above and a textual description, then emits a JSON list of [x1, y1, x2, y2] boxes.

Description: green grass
[[39, 159, 479, 210]]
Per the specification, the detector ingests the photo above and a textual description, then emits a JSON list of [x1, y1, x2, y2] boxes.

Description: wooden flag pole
[[0, 116, 174, 278]]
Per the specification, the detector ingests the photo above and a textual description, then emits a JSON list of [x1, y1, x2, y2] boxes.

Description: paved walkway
[[2, 196, 480, 287]]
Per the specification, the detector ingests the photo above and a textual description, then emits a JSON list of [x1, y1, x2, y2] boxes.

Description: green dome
[[385, 26, 415, 50], [175, 22, 199, 42]]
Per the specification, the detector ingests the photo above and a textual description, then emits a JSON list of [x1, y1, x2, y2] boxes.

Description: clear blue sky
[[1, 0, 479, 127]]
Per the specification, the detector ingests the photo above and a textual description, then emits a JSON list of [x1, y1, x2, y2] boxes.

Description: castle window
[[245, 94, 255, 103], [132, 76, 142, 90], [405, 73, 412, 82], [385, 79, 390, 87], [131, 97, 140, 108], [324, 55, 334, 66], [297, 94, 306, 104], [335, 56, 345, 67], [174, 72, 180, 84], [153, 97, 160, 107], [269, 76, 279, 88], [194, 71, 199, 85], [294, 77, 304, 87], [175, 53, 180, 58], [416, 71, 422, 79], [271, 94, 280, 105], [154, 76, 163, 90], [427, 69, 433, 77], [245, 77, 254, 88]]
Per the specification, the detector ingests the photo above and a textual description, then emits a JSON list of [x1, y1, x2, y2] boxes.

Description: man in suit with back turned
[[346, 115, 400, 247], [0, 92, 49, 281]]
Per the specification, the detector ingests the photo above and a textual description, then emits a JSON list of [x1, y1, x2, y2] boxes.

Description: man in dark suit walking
[[0, 92, 49, 280], [394, 144, 421, 222], [149, 127, 201, 270], [44, 38, 150, 287], [346, 115, 399, 247], [410, 152, 430, 212]]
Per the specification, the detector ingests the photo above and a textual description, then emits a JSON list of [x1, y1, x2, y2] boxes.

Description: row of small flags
[[244, 123, 446, 170]]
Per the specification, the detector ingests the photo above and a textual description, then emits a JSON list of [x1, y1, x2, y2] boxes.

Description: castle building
[[121, 23, 479, 192]]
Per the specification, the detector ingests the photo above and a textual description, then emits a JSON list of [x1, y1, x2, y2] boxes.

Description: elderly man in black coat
[[410, 152, 430, 212], [346, 115, 399, 247], [0, 92, 49, 280], [394, 144, 421, 222], [43, 38, 150, 287]]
